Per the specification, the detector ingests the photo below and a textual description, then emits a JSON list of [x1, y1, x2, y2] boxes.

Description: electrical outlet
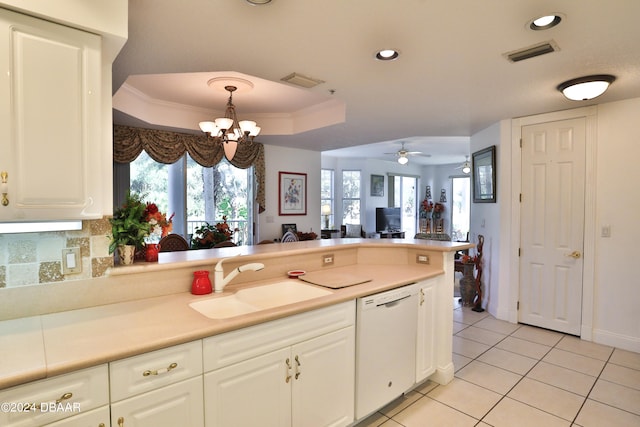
[[416, 254, 430, 264], [322, 253, 334, 265], [62, 247, 82, 274]]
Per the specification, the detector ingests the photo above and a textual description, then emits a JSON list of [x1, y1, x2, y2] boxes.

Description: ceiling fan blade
[[412, 153, 432, 157]]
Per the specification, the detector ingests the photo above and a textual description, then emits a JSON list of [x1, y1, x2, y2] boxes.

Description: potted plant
[[109, 192, 151, 264], [190, 216, 236, 249]]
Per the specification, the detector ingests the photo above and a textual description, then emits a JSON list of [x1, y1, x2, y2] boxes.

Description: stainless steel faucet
[[214, 258, 265, 293]]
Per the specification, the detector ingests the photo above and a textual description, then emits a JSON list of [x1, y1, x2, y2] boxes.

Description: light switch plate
[[62, 247, 82, 274]]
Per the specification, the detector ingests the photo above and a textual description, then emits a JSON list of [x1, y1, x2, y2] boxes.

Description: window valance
[[113, 125, 266, 212]]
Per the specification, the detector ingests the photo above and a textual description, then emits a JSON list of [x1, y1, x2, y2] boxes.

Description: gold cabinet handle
[[118, 417, 125, 426], [285, 358, 292, 383], [142, 362, 178, 377], [99, 424, 106, 427], [566, 251, 581, 259], [32, 392, 73, 410], [1, 171, 8, 206], [295, 355, 301, 379], [420, 288, 425, 306]]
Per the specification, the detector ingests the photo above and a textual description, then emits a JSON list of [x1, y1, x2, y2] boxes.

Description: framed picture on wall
[[472, 145, 496, 203], [279, 171, 307, 215], [371, 174, 384, 197]]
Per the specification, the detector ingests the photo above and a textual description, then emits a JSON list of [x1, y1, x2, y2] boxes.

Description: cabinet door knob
[[118, 417, 125, 426]]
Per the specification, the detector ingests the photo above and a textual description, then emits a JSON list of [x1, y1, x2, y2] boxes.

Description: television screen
[[376, 207, 401, 232]]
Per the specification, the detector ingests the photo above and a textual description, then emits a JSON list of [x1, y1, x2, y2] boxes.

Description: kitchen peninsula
[[0, 238, 472, 426]]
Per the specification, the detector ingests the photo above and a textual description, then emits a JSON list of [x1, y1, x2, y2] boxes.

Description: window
[[341, 170, 361, 225], [321, 169, 334, 229], [451, 176, 470, 241], [130, 151, 254, 245]]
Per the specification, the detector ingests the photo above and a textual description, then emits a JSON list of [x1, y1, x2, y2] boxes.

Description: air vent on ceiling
[[504, 40, 559, 63], [281, 72, 325, 88]]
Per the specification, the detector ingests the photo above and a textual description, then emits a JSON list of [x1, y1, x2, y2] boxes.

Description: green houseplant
[[109, 192, 151, 264]]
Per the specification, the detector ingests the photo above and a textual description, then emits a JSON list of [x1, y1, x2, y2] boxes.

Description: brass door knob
[[566, 251, 581, 259]]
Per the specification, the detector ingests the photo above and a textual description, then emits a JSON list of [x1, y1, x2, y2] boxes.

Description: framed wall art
[[472, 145, 496, 203], [279, 171, 307, 215], [370, 174, 384, 197]]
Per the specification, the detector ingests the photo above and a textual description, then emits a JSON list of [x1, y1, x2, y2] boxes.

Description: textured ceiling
[[112, 0, 640, 165]]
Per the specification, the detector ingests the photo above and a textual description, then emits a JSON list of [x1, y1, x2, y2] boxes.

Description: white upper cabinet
[[0, 7, 104, 221]]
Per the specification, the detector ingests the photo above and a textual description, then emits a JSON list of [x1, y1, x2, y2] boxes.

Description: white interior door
[[519, 118, 586, 335]]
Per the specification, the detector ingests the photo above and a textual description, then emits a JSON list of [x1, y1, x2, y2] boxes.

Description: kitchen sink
[[189, 280, 332, 320]]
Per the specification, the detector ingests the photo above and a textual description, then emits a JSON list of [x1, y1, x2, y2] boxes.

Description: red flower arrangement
[[433, 202, 445, 213], [190, 216, 238, 249], [144, 202, 174, 241], [420, 199, 434, 213]]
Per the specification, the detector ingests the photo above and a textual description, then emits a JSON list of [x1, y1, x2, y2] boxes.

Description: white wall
[[258, 145, 321, 241], [592, 98, 640, 350], [469, 121, 512, 318]]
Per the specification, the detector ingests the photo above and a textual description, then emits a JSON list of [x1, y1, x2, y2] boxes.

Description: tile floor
[[355, 300, 640, 427]]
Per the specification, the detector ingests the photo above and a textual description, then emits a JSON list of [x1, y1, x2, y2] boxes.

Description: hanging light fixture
[[557, 75, 616, 101], [397, 154, 409, 165], [199, 85, 261, 160], [461, 156, 471, 174]]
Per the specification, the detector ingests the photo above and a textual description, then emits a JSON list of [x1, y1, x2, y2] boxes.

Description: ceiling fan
[[455, 156, 471, 174], [384, 142, 431, 164]]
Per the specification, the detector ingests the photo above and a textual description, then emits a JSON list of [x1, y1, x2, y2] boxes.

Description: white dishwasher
[[355, 283, 419, 419]]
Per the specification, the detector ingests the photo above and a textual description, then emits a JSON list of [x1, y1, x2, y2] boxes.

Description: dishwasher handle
[[377, 294, 411, 308]]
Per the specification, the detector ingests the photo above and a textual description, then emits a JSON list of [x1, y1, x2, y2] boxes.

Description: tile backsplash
[[0, 217, 114, 288]]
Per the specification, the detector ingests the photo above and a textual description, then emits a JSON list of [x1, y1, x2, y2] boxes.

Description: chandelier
[[198, 85, 261, 160]]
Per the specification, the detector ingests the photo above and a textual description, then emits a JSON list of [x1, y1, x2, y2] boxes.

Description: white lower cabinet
[[416, 278, 437, 382], [44, 405, 110, 426], [0, 365, 109, 427], [203, 301, 356, 427], [109, 341, 204, 427], [110, 376, 203, 427]]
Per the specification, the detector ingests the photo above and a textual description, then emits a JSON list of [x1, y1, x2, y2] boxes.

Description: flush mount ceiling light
[[528, 13, 563, 30], [557, 74, 616, 101], [245, 0, 272, 4], [199, 81, 260, 161], [375, 49, 400, 61]]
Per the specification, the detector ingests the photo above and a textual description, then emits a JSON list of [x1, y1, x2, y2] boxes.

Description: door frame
[[509, 106, 597, 340]]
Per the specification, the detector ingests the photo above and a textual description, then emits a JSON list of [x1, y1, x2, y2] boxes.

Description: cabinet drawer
[[203, 301, 355, 372], [0, 365, 108, 427], [44, 405, 109, 426], [110, 340, 202, 402]]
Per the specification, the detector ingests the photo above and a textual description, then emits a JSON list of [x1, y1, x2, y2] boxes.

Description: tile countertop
[[0, 239, 473, 390]]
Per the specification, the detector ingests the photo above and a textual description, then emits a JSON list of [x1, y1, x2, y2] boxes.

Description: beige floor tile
[[507, 377, 585, 421], [453, 307, 490, 326], [379, 419, 403, 427], [473, 316, 521, 335], [392, 396, 478, 427], [427, 377, 502, 419], [413, 379, 438, 395], [455, 360, 522, 394], [452, 321, 468, 334], [511, 324, 564, 346], [452, 335, 491, 359], [555, 335, 613, 361], [526, 361, 597, 396], [353, 411, 390, 427], [496, 336, 551, 360], [455, 325, 507, 346], [477, 347, 538, 375], [378, 390, 423, 418], [600, 362, 640, 390], [574, 398, 640, 427], [453, 352, 473, 372], [610, 348, 640, 371], [483, 397, 570, 427], [589, 379, 640, 415], [542, 348, 606, 376]]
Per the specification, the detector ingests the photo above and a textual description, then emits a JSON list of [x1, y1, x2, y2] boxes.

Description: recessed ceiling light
[[375, 49, 400, 61], [528, 13, 563, 30], [557, 74, 616, 101]]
